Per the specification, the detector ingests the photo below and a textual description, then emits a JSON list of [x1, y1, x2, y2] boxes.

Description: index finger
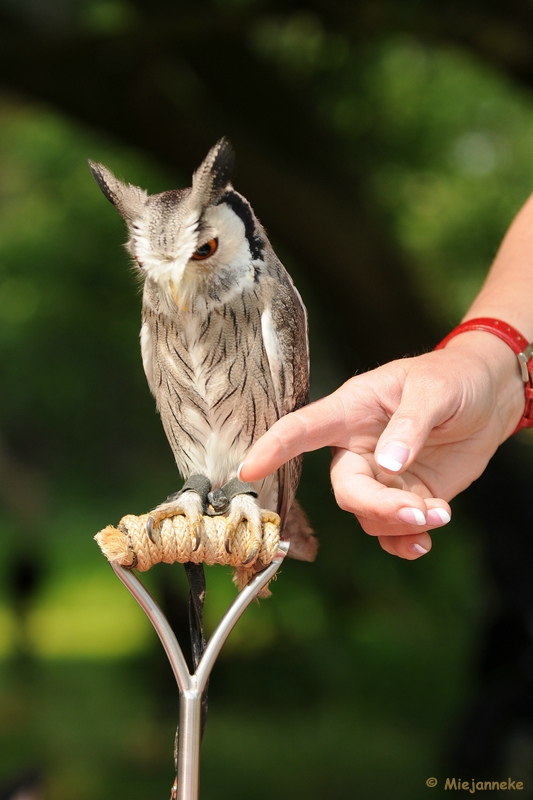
[[239, 392, 348, 481]]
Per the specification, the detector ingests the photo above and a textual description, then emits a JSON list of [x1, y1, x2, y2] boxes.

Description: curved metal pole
[[110, 540, 289, 800], [111, 560, 191, 691], [196, 541, 289, 692]]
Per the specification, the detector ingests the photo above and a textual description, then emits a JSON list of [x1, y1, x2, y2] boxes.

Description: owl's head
[[89, 139, 266, 311]]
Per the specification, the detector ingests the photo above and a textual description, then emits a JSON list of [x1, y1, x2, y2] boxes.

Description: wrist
[[436, 328, 526, 440]]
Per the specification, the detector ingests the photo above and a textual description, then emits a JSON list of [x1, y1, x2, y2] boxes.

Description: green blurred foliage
[[251, 19, 533, 322], [1, 26, 533, 800]]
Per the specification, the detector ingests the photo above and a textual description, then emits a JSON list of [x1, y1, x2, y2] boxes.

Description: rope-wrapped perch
[[95, 509, 282, 594]]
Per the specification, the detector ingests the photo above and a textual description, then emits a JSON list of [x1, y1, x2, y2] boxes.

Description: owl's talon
[[224, 527, 258, 564], [148, 477, 209, 548], [224, 531, 234, 555], [147, 515, 157, 543], [192, 523, 202, 552], [242, 545, 259, 566]]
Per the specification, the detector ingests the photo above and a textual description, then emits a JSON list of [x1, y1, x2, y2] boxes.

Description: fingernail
[[397, 507, 426, 526], [427, 508, 451, 526], [236, 461, 245, 481], [409, 542, 429, 556], [377, 442, 410, 472]]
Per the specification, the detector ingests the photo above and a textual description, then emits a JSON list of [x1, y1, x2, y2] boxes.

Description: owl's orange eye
[[192, 238, 218, 260]]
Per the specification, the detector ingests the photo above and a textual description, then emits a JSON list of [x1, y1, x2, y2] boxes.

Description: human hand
[[240, 333, 524, 558]]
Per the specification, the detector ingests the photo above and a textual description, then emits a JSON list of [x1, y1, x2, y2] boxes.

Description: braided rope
[[95, 509, 281, 592]]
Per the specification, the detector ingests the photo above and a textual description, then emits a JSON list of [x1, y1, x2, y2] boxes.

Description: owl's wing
[[260, 271, 309, 528]]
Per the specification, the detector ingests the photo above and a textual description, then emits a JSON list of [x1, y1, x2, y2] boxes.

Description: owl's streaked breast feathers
[[89, 138, 316, 562]]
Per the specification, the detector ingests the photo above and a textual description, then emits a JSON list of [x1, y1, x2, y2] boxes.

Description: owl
[[89, 139, 316, 566]]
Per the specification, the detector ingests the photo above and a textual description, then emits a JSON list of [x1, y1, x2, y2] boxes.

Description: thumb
[[374, 376, 452, 473]]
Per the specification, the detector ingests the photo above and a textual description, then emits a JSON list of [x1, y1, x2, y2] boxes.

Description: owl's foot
[[206, 478, 261, 565], [147, 475, 211, 548], [225, 493, 263, 565]]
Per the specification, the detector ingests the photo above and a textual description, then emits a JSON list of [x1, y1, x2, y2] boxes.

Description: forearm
[[464, 192, 533, 340], [436, 194, 533, 441]]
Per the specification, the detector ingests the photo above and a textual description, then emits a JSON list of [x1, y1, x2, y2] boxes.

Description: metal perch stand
[[110, 539, 290, 800]]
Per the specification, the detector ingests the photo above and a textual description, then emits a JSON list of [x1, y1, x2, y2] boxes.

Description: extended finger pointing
[[240, 393, 348, 481]]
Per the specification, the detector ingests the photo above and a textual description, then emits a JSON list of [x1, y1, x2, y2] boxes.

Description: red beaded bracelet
[[435, 317, 533, 432]]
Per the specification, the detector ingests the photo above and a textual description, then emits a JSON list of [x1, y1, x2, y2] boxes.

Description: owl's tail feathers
[[283, 500, 318, 562]]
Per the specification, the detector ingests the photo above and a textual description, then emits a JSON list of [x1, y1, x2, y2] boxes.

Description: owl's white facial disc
[[133, 193, 263, 312], [130, 204, 199, 287]]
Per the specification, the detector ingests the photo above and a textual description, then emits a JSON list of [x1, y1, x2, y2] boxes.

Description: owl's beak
[[169, 279, 189, 313]]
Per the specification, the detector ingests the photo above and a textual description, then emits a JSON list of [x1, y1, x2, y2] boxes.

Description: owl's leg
[[208, 478, 262, 564], [147, 474, 211, 547]]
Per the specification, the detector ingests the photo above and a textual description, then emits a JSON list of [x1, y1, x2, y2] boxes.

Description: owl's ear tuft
[[88, 160, 147, 223], [191, 138, 235, 208], [208, 137, 235, 194]]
